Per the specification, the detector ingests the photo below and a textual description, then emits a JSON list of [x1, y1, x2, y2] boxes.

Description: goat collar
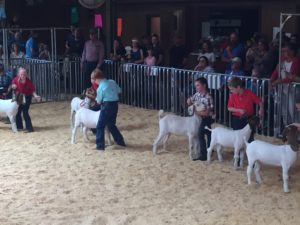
[[290, 144, 299, 152]]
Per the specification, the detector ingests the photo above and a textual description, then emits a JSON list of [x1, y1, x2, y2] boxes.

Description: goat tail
[[158, 110, 164, 120], [204, 126, 212, 132]]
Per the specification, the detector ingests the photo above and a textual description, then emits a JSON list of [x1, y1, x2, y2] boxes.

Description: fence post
[[171, 68, 175, 113]]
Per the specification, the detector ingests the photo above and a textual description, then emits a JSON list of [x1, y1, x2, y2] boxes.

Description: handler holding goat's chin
[[187, 77, 214, 161], [93, 69, 126, 150], [11, 67, 41, 133]]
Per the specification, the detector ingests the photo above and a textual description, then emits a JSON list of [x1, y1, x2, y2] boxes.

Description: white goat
[[244, 125, 299, 193], [0, 93, 24, 133], [152, 104, 204, 160], [206, 116, 260, 169], [71, 108, 112, 145], [70, 97, 91, 129]]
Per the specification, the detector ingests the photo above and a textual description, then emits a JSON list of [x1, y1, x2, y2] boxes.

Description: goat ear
[[282, 127, 289, 142]]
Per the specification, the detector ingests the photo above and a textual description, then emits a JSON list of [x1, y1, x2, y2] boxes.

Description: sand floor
[[0, 101, 300, 225]]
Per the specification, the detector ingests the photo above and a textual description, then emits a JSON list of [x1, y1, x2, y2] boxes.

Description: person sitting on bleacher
[[0, 63, 11, 99]]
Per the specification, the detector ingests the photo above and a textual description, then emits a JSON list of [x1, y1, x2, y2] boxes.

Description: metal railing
[[4, 58, 299, 138], [104, 61, 300, 138]]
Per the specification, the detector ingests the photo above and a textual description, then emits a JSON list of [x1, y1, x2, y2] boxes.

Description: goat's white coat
[[244, 139, 297, 193], [153, 108, 202, 160], [71, 108, 112, 145], [70, 97, 91, 129], [0, 99, 20, 132], [206, 124, 252, 169]]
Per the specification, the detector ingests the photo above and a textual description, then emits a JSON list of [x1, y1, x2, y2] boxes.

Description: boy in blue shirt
[[94, 69, 126, 150]]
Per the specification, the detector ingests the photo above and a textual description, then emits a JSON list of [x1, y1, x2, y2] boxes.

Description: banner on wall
[[0, 0, 6, 19], [94, 14, 103, 28], [71, 7, 79, 25]]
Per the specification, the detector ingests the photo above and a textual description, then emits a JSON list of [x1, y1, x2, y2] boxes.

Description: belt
[[102, 101, 118, 104]]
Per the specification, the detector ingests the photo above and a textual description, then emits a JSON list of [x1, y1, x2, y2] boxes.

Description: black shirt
[[169, 45, 188, 69], [67, 34, 85, 57]]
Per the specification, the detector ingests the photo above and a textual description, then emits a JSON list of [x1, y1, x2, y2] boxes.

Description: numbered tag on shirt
[[124, 63, 132, 72], [150, 67, 158, 76]]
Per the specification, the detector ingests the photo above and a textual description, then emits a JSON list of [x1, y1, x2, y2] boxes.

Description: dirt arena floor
[[0, 101, 300, 225]]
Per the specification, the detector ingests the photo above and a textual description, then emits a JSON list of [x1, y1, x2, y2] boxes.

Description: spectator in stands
[[25, 31, 39, 59], [197, 40, 215, 66], [12, 67, 41, 133], [222, 32, 245, 71], [0, 63, 11, 99], [144, 47, 156, 66], [9, 31, 25, 53], [252, 39, 276, 78], [270, 44, 300, 126], [194, 56, 214, 73], [245, 39, 259, 76], [169, 35, 188, 69], [8, 14, 21, 37], [128, 37, 144, 64], [65, 28, 85, 58], [10, 43, 24, 61], [81, 28, 105, 89], [110, 37, 126, 61], [65, 25, 76, 54], [270, 44, 300, 86], [38, 43, 51, 60], [140, 35, 150, 58], [225, 57, 244, 76], [151, 34, 163, 66]]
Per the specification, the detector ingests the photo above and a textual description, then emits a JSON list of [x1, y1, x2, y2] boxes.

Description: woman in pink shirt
[[144, 47, 156, 66]]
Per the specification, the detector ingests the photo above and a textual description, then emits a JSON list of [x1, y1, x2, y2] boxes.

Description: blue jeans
[[16, 95, 33, 131], [96, 102, 125, 150], [198, 117, 213, 158], [231, 115, 254, 142]]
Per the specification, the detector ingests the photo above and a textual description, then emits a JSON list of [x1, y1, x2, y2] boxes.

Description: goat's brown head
[[248, 116, 260, 131], [282, 125, 299, 152], [85, 88, 96, 99], [12, 93, 24, 105]]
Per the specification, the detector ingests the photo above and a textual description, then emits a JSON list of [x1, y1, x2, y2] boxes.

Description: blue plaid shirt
[[0, 74, 11, 89]]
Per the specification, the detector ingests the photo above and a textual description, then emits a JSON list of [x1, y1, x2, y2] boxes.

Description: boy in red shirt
[[227, 77, 263, 141]]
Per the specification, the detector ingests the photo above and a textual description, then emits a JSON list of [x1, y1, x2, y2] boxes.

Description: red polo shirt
[[91, 82, 99, 91], [12, 77, 35, 96], [228, 89, 261, 117]]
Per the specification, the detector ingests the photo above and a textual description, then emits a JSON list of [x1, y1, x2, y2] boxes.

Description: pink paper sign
[[95, 14, 103, 28]]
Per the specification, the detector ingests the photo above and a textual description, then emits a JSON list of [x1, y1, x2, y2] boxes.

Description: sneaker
[[24, 129, 34, 133], [117, 143, 126, 147], [199, 156, 207, 161], [4, 120, 10, 124]]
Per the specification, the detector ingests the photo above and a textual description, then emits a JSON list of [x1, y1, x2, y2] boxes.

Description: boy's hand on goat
[[196, 109, 209, 117]]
